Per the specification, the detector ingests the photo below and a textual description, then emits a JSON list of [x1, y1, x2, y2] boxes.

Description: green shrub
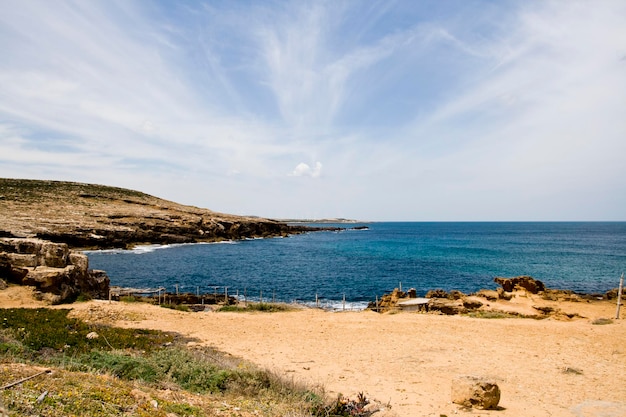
[[152, 348, 230, 393], [160, 304, 190, 312], [78, 350, 159, 382], [217, 302, 294, 313], [74, 293, 93, 302]]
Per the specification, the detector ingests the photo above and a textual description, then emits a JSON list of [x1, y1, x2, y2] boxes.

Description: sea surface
[[86, 222, 626, 309]]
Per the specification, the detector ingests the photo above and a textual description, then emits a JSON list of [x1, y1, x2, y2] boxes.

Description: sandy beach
[[2, 286, 626, 417]]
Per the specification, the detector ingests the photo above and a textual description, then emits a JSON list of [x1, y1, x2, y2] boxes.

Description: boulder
[[462, 297, 484, 310], [494, 276, 545, 294], [428, 298, 466, 315], [426, 289, 466, 300], [425, 289, 450, 299], [451, 376, 501, 409], [0, 238, 109, 303], [474, 289, 499, 301]]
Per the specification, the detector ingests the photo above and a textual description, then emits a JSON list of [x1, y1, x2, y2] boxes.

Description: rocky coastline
[[0, 178, 336, 303], [0, 178, 332, 250], [369, 275, 624, 318]]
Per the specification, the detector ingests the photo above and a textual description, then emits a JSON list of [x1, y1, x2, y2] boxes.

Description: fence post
[[615, 272, 624, 319], [343, 294, 346, 311]]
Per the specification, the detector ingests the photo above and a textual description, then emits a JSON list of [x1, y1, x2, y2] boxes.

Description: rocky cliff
[[0, 178, 317, 249]]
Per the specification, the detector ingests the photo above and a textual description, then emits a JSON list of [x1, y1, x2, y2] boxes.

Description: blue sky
[[1, 0, 625, 221]]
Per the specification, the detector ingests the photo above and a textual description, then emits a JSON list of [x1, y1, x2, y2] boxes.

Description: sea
[[86, 222, 626, 310]]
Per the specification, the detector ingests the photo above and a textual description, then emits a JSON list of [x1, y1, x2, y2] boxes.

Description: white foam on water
[[83, 240, 238, 255]]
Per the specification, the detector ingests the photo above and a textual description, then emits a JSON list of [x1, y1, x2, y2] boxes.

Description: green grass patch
[[160, 303, 191, 312], [1, 308, 172, 357], [218, 302, 295, 313], [464, 310, 535, 319]]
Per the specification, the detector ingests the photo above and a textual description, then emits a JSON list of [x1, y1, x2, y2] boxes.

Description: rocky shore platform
[[370, 275, 625, 319]]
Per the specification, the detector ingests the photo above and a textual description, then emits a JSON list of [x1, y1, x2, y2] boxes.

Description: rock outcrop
[[494, 275, 545, 293], [0, 238, 109, 304], [428, 298, 467, 315]]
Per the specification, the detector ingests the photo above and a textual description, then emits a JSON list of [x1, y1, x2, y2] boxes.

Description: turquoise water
[[87, 222, 626, 308]]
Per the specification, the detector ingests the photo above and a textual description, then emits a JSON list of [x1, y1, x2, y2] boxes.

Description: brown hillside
[[0, 178, 311, 249]]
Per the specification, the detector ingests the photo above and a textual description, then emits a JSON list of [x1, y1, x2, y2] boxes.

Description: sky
[[1, 0, 625, 221]]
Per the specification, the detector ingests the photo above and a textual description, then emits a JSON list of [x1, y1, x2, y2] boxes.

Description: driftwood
[[1, 369, 51, 390]]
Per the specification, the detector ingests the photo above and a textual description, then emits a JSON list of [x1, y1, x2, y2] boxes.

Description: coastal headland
[[0, 178, 332, 250], [1, 178, 625, 416]]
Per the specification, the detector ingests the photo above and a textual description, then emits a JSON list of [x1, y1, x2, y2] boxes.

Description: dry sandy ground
[[2, 286, 626, 417]]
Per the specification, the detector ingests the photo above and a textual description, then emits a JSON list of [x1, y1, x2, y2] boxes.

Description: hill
[[0, 178, 311, 249]]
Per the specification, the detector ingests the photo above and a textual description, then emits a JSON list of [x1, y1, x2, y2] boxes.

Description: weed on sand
[[0, 308, 350, 416]]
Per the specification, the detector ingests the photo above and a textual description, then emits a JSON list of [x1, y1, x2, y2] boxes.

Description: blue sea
[[86, 222, 626, 309]]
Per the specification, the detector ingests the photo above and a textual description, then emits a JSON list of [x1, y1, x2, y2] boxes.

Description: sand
[[2, 286, 626, 417]]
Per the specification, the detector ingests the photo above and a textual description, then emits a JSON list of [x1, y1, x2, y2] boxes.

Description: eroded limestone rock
[[0, 238, 109, 304], [451, 376, 501, 409]]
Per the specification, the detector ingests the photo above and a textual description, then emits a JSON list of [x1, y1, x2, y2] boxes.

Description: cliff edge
[[0, 178, 313, 249]]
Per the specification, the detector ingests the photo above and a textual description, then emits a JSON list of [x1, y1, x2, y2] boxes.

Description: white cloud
[[0, 0, 624, 220], [289, 162, 322, 178]]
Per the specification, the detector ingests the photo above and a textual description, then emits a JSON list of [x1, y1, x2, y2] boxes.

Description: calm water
[[87, 222, 626, 309]]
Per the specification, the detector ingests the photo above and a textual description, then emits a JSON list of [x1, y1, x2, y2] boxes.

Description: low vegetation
[[217, 302, 297, 313], [0, 307, 358, 416], [463, 310, 535, 319]]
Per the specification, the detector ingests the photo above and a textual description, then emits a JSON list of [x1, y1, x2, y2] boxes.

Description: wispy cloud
[[0, 0, 624, 220]]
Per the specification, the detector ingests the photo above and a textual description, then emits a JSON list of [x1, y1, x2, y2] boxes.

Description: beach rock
[[462, 297, 484, 310], [426, 289, 467, 300], [451, 376, 501, 409], [368, 288, 409, 312], [542, 289, 583, 302], [449, 290, 466, 300], [494, 276, 545, 294], [428, 298, 466, 315], [425, 289, 449, 299], [474, 289, 499, 301], [0, 237, 110, 303], [533, 305, 555, 314], [497, 287, 513, 300], [605, 288, 626, 300]]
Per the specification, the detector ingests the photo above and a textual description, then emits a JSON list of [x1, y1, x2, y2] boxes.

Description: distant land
[[279, 218, 367, 224], [0, 178, 324, 249]]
